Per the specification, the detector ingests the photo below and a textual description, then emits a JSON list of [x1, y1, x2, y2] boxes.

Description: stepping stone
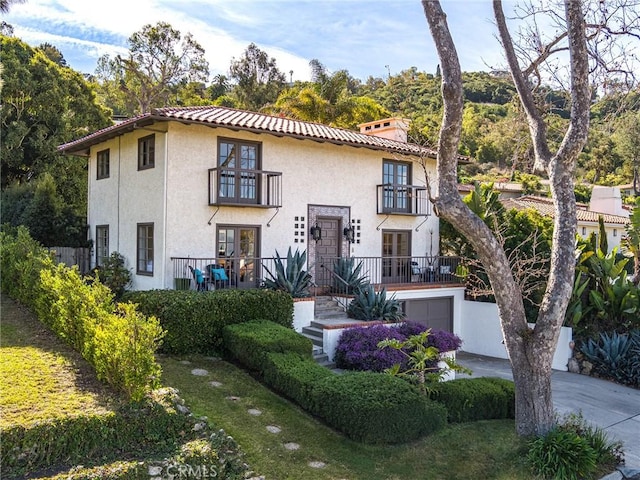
[[179, 360, 191, 364], [308, 461, 326, 469], [247, 408, 262, 416], [225, 396, 240, 401], [205, 356, 221, 361], [209, 381, 223, 387], [266, 425, 281, 434], [191, 368, 209, 376], [284, 442, 300, 451]]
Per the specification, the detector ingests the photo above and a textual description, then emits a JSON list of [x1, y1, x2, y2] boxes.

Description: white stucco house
[[58, 106, 466, 333]]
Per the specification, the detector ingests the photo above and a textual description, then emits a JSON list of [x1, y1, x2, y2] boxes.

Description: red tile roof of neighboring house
[[502, 195, 630, 225], [58, 105, 439, 158]]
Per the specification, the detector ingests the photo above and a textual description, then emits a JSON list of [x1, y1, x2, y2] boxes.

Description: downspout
[[163, 130, 169, 288], [117, 136, 121, 252]]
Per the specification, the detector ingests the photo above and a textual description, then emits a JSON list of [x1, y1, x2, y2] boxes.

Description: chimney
[[358, 117, 410, 143], [589, 186, 627, 217]]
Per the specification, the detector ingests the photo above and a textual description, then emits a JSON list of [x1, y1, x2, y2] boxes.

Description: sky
[[3, 0, 514, 82]]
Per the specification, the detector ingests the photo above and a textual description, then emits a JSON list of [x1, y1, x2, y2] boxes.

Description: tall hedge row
[[123, 289, 294, 354], [0, 226, 163, 401]]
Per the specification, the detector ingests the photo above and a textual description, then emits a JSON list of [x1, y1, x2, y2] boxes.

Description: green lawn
[[0, 296, 119, 429], [159, 354, 532, 480]]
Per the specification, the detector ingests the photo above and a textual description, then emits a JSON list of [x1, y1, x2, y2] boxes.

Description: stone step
[[301, 326, 323, 348], [313, 352, 335, 369]]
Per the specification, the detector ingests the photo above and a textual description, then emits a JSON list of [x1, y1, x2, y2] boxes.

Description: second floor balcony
[[208, 167, 282, 208], [376, 184, 430, 215]]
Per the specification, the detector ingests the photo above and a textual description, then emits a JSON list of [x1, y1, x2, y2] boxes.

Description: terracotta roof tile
[[502, 195, 630, 225], [58, 105, 437, 158]]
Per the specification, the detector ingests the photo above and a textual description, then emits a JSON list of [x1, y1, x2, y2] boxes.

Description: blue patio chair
[[208, 264, 229, 289], [188, 266, 206, 291]]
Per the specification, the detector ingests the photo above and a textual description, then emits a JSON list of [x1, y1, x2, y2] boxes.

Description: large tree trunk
[[422, 0, 590, 436]]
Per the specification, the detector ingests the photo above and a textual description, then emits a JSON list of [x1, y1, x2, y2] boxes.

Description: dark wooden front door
[[316, 217, 340, 286]]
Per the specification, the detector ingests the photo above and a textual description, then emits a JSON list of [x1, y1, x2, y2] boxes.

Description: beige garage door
[[404, 297, 453, 332]]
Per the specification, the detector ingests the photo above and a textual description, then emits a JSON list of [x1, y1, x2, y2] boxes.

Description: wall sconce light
[[310, 224, 322, 242], [343, 226, 355, 243]]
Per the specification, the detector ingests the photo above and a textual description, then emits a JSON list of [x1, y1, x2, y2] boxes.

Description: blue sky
[[3, 0, 512, 81]]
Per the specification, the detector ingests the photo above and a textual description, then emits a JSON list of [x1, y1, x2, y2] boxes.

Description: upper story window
[[218, 139, 260, 204], [97, 149, 110, 179], [138, 134, 155, 170], [137, 223, 154, 275], [382, 160, 411, 213]]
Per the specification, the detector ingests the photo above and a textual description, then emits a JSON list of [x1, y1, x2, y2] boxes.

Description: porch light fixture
[[310, 224, 322, 242], [343, 226, 355, 243]]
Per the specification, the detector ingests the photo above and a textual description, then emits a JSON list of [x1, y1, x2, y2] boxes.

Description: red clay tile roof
[[58, 105, 438, 158], [502, 195, 630, 225]]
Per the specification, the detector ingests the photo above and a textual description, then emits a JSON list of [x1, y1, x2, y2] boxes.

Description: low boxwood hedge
[[262, 352, 333, 410], [123, 289, 294, 354], [223, 320, 312, 372], [310, 371, 447, 444], [426, 377, 515, 423]]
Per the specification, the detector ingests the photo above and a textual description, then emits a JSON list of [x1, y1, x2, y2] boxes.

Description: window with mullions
[[137, 223, 154, 275], [96, 225, 109, 266], [218, 139, 260, 204], [383, 160, 410, 213], [138, 135, 155, 170], [97, 149, 110, 179]]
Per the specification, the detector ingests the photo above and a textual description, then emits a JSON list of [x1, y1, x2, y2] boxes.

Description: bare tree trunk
[[422, 0, 590, 437]]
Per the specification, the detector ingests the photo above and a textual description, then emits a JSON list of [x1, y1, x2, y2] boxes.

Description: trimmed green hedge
[[1, 388, 247, 480], [223, 320, 312, 372], [310, 372, 447, 444], [123, 289, 294, 354], [0, 227, 163, 401], [426, 377, 515, 423], [263, 352, 333, 410]]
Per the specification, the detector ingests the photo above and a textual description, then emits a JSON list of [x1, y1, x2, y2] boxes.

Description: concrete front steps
[[301, 297, 356, 369]]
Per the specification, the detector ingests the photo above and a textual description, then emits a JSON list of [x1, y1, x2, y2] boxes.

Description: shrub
[[526, 429, 598, 480], [262, 352, 333, 410], [334, 325, 406, 371], [580, 330, 640, 387], [93, 252, 132, 299], [346, 285, 404, 321], [1, 227, 162, 401], [334, 322, 463, 372], [223, 320, 312, 372], [123, 289, 294, 354], [426, 377, 515, 423], [310, 371, 447, 444]]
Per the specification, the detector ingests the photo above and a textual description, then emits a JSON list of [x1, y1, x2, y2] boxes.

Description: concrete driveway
[[457, 351, 640, 468]]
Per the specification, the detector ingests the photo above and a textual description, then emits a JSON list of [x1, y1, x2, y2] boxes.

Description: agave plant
[[332, 257, 368, 294], [263, 247, 312, 298], [347, 284, 405, 322]]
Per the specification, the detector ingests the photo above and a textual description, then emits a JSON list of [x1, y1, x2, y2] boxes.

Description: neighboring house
[[58, 107, 465, 333], [502, 187, 630, 252], [458, 181, 546, 199]]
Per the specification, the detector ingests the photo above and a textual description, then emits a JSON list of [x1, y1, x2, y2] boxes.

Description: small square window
[[613, 229, 617, 237]]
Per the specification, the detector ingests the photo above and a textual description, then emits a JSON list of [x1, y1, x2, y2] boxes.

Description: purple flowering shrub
[[334, 325, 406, 372], [335, 322, 463, 372]]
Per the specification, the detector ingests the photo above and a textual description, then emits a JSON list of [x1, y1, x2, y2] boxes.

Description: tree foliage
[[229, 43, 286, 111], [95, 22, 209, 115]]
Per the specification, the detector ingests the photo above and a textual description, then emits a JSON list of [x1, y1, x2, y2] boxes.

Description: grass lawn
[[0, 295, 119, 429], [159, 354, 532, 480]]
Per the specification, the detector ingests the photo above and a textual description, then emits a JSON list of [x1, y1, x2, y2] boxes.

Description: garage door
[[404, 297, 453, 332]]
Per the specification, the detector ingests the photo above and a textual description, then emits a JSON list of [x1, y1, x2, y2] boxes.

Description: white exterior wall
[[87, 121, 439, 291], [459, 299, 573, 371], [577, 221, 625, 252]]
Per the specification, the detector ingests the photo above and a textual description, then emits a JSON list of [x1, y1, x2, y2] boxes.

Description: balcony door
[[218, 139, 260, 204], [382, 230, 410, 283], [217, 226, 259, 289], [383, 160, 410, 213]]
